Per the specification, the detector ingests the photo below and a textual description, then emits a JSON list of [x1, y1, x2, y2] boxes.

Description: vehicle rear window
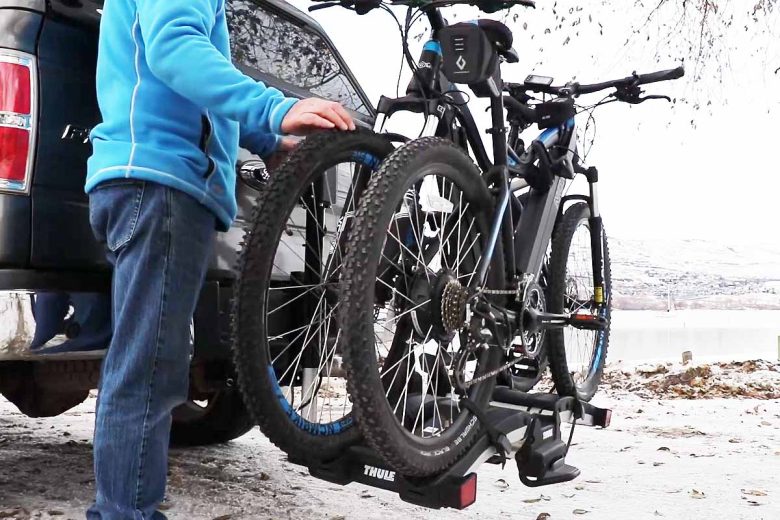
[[227, 1, 370, 116]]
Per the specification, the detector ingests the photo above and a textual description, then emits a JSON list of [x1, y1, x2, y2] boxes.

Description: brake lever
[[638, 94, 672, 103], [308, 2, 343, 12], [614, 80, 673, 104], [615, 93, 673, 104]]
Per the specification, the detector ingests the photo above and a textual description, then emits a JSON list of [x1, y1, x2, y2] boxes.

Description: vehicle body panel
[[0, 0, 374, 366]]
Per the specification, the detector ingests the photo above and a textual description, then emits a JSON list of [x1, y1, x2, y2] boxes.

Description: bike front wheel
[[547, 202, 612, 401], [233, 129, 394, 461]]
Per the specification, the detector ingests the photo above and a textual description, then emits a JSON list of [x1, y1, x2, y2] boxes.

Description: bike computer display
[[525, 74, 554, 87]]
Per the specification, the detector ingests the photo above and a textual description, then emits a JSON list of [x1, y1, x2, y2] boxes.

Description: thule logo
[[363, 465, 396, 482]]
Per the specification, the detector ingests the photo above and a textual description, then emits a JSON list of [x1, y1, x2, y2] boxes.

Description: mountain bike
[[329, 0, 684, 476], [231, 0, 544, 461], [232, 0, 682, 469]]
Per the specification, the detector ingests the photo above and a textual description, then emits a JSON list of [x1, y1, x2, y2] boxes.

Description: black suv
[[0, 0, 372, 445]]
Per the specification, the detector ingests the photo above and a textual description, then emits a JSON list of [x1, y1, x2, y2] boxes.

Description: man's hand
[[281, 98, 356, 135]]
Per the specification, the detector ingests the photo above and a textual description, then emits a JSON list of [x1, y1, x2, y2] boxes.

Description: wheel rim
[[262, 154, 379, 433], [562, 220, 604, 387], [369, 171, 489, 441]]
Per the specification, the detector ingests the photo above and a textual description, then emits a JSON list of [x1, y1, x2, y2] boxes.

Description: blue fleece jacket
[[86, 0, 298, 230]]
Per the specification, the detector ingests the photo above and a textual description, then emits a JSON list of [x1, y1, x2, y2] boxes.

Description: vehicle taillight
[[0, 127, 29, 182], [0, 51, 35, 193]]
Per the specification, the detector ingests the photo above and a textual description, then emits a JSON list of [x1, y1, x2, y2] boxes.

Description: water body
[[608, 310, 780, 364]]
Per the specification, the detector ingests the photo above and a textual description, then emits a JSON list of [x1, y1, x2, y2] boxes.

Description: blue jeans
[[87, 180, 216, 519]]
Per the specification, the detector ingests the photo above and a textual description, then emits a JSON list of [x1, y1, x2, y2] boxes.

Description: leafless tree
[[631, 0, 778, 80]]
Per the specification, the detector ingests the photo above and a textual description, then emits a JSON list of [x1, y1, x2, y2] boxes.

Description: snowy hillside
[[608, 238, 780, 310]]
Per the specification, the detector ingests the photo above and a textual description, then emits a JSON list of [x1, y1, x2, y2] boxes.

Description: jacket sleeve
[[136, 0, 297, 135], [239, 126, 281, 159]]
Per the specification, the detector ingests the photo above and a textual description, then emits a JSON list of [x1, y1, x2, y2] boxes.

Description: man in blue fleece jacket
[[86, 1, 355, 518]]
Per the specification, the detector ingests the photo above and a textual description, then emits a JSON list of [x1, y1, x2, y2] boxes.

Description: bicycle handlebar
[[573, 66, 685, 95], [508, 66, 685, 98], [309, 0, 535, 14]]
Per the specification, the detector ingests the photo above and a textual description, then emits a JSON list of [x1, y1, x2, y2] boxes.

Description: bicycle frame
[[371, 7, 599, 303], [513, 120, 579, 279]]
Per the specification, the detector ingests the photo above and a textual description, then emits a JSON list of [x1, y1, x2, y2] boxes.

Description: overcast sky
[[290, 0, 779, 245]]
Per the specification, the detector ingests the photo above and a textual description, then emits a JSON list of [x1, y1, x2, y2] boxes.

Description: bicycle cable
[[379, 3, 444, 135], [378, 4, 407, 97], [369, 3, 491, 138], [576, 93, 614, 159]]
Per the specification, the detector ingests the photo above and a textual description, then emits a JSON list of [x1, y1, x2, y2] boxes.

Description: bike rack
[[288, 387, 611, 510]]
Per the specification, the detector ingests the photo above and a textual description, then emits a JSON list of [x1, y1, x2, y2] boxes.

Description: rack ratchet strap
[[459, 397, 512, 466]]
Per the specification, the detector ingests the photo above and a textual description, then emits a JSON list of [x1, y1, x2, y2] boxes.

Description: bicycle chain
[[457, 354, 525, 390], [455, 276, 536, 389], [478, 288, 519, 295]]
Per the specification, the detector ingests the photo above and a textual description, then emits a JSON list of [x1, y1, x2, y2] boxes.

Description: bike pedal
[[568, 314, 608, 331]]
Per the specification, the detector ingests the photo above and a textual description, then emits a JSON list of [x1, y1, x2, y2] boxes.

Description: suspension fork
[[584, 166, 606, 305]]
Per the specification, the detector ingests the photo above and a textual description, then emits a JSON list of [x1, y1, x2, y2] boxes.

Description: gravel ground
[[1, 363, 779, 520]]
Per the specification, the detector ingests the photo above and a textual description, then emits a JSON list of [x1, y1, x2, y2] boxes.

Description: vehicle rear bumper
[[0, 269, 233, 362]]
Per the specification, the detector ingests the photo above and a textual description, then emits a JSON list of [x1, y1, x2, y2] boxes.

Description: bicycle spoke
[[350, 164, 496, 447], [402, 191, 432, 281], [278, 292, 330, 384], [389, 220, 432, 280], [375, 276, 417, 306], [267, 280, 323, 316]]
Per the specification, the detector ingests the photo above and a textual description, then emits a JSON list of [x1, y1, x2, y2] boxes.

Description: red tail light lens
[[0, 62, 31, 114], [457, 473, 477, 509], [0, 127, 30, 183], [0, 52, 34, 193]]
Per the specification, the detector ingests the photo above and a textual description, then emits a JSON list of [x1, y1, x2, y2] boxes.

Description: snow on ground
[[1, 363, 779, 520]]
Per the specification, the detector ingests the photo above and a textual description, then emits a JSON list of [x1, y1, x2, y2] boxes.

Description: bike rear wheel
[[233, 129, 394, 461], [547, 202, 611, 401], [340, 138, 506, 476]]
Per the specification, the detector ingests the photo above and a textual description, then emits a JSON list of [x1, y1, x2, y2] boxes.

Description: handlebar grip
[[309, 3, 336, 11], [636, 66, 685, 85]]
